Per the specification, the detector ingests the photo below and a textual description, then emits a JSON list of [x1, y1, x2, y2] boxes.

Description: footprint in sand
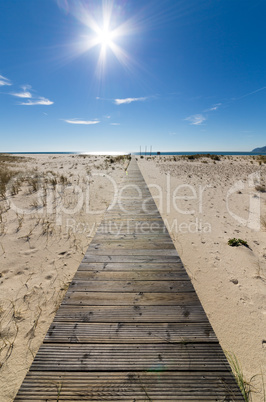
[[20, 248, 38, 256]]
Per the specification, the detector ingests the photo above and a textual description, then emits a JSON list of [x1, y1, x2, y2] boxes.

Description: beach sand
[[0, 153, 265, 401], [0, 154, 128, 401], [138, 154, 266, 401]]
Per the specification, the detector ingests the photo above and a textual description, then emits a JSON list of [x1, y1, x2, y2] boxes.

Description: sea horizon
[[4, 151, 266, 156]]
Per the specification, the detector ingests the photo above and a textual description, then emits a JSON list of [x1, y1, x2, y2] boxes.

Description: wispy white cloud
[[22, 84, 32, 91], [114, 97, 147, 105], [19, 97, 54, 106], [185, 114, 206, 125], [233, 86, 266, 101], [110, 123, 120, 126], [0, 74, 12, 86], [13, 84, 33, 98], [12, 91, 32, 98], [105, 115, 111, 119], [64, 119, 100, 125], [205, 103, 221, 112]]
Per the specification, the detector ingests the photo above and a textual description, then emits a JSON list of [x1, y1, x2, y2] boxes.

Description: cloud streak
[[205, 103, 221, 112], [0, 74, 12, 86], [12, 91, 32, 98], [114, 97, 147, 105], [185, 114, 206, 125], [64, 119, 100, 125], [12, 85, 33, 98], [186, 102, 221, 126], [110, 123, 120, 125], [19, 97, 54, 106], [233, 86, 266, 101]]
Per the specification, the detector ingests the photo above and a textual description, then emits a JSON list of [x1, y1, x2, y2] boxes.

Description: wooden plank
[[82, 255, 181, 263], [67, 280, 194, 293], [62, 292, 201, 306], [73, 270, 190, 281], [91, 234, 174, 241], [53, 305, 209, 323], [90, 239, 175, 245], [88, 243, 176, 250], [44, 322, 217, 343], [78, 262, 186, 270], [15, 371, 244, 401], [29, 343, 231, 371]]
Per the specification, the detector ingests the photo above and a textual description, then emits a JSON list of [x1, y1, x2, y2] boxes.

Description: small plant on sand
[[50, 177, 57, 189], [226, 352, 255, 401], [11, 178, 21, 195], [0, 169, 11, 199], [228, 238, 249, 248], [28, 176, 40, 193], [16, 212, 24, 232], [59, 174, 68, 185], [257, 155, 266, 164], [255, 184, 266, 193], [261, 216, 266, 230]]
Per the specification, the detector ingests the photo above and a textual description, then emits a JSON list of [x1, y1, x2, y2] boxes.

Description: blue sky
[[0, 0, 266, 152]]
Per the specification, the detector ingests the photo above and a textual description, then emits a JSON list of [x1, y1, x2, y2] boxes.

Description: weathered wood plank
[[88, 243, 176, 250], [62, 292, 201, 306], [78, 262, 186, 271], [73, 270, 190, 281], [44, 322, 217, 343], [53, 305, 208, 323], [89, 240, 175, 248], [15, 371, 244, 401], [68, 280, 194, 293], [82, 255, 181, 263], [29, 343, 231, 371]]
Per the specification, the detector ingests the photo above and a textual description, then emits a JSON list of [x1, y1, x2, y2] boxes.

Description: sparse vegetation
[[255, 185, 266, 193], [0, 168, 14, 199], [0, 154, 29, 199], [226, 352, 255, 401], [257, 155, 266, 164], [228, 238, 249, 248], [261, 216, 266, 230], [28, 175, 39, 193], [184, 153, 221, 161], [59, 174, 68, 185]]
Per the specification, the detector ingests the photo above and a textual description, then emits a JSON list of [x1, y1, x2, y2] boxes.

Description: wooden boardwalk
[[15, 157, 244, 401]]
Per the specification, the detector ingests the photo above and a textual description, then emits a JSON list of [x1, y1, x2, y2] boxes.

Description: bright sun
[[96, 28, 114, 48], [80, 2, 132, 75]]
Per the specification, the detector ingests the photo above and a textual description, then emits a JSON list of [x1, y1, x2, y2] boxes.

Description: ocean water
[[133, 151, 266, 156], [6, 151, 266, 156]]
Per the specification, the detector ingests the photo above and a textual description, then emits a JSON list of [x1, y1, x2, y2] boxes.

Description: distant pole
[[145, 146, 147, 156], [140, 146, 141, 156], [150, 146, 152, 156]]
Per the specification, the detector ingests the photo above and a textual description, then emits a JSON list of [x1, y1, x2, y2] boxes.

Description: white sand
[[0, 154, 128, 401], [138, 155, 266, 401]]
